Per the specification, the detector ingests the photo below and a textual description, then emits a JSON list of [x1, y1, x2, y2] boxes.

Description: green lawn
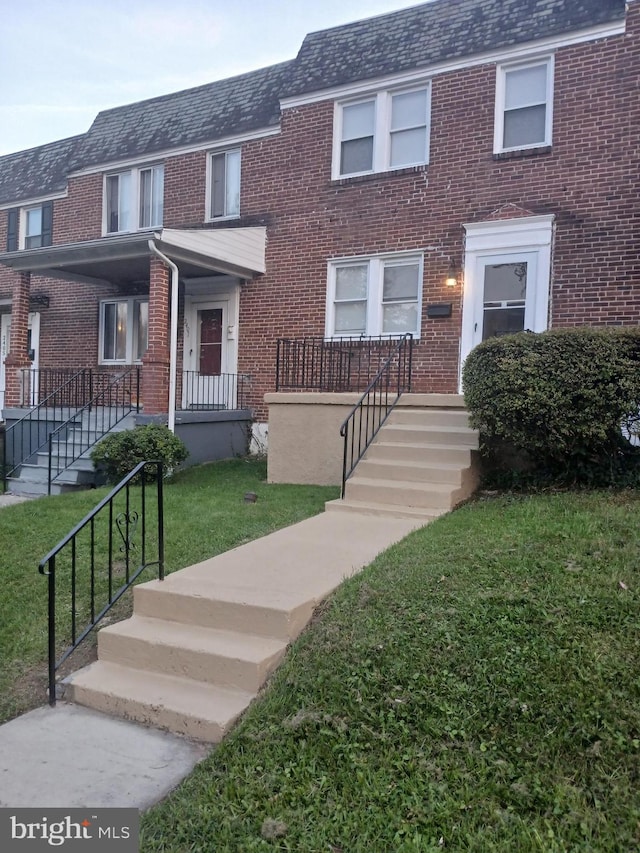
[[140, 490, 640, 852], [0, 458, 338, 724]]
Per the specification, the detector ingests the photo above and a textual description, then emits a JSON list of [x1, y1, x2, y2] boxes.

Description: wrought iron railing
[[3, 367, 140, 490], [181, 371, 246, 410], [276, 336, 406, 392], [22, 368, 91, 407], [47, 367, 140, 494], [340, 334, 413, 497], [39, 460, 164, 706], [4, 369, 90, 484]]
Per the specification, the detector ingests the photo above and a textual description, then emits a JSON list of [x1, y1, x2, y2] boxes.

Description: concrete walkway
[[0, 509, 422, 810]]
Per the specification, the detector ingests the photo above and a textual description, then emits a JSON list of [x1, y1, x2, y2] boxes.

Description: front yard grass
[[141, 489, 640, 852], [0, 457, 338, 724]]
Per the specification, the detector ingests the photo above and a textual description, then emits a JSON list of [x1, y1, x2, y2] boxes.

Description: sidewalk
[[0, 509, 422, 810]]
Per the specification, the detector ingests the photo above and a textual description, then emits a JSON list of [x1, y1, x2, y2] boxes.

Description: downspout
[[148, 240, 179, 434]]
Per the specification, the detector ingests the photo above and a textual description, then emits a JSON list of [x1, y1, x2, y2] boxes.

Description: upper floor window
[[207, 149, 241, 220], [326, 253, 422, 338], [494, 57, 554, 153], [5, 202, 53, 251], [334, 85, 431, 179], [99, 298, 148, 363], [104, 165, 164, 234]]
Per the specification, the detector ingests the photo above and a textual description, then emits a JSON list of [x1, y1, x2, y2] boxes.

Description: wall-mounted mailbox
[[426, 303, 452, 318]]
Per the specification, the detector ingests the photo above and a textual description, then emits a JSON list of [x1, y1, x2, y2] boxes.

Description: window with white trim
[[208, 149, 241, 220], [494, 57, 554, 152], [7, 202, 53, 251], [99, 298, 148, 363], [334, 85, 430, 178], [104, 165, 164, 234], [327, 254, 422, 338]]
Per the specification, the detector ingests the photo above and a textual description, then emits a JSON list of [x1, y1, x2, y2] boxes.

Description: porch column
[[141, 256, 170, 415], [4, 271, 31, 407]]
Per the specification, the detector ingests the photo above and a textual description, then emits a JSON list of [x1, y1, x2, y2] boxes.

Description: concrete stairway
[[63, 511, 420, 742], [6, 410, 136, 496], [326, 394, 479, 520]]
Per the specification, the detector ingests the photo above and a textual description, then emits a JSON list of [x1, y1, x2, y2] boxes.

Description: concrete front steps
[[63, 511, 421, 743], [326, 394, 479, 520], [6, 410, 136, 496]]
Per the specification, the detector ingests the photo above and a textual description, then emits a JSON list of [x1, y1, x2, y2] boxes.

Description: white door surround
[[182, 279, 240, 410], [460, 215, 554, 387], [0, 310, 40, 410]]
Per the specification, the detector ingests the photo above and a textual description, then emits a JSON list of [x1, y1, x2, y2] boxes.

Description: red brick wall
[[1, 7, 637, 422], [237, 11, 639, 419]]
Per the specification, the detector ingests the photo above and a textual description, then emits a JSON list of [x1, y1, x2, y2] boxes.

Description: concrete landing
[[0, 703, 209, 809]]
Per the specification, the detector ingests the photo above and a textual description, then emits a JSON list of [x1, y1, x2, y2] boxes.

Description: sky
[[0, 0, 425, 156]]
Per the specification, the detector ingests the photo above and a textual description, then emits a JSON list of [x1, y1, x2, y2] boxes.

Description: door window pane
[[482, 306, 525, 340], [482, 262, 527, 341], [199, 309, 223, 375], [484, 263, 527, 302]]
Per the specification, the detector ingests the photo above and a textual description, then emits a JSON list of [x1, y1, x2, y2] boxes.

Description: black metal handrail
[[181, 371, 246, 410], [339, 334, 413, 497], [47, 367, 140, 494], [22, 368, 96, 407], [3, 369, 90, 484], [276, 336, 406, 392], [39, 460, 165, 706]]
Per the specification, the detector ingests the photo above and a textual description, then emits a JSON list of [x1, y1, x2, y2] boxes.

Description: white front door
[[0, 312, 40, 410], [0, 314, 10, 411], [183, 297, 239, 409], [460, 215, 554, 386]]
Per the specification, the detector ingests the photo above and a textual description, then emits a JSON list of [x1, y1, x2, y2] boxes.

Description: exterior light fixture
[[445, 260, 458, 287]]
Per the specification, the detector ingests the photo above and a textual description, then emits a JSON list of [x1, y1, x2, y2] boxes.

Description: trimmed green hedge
[[90, 423, 189, 484], [462, 327, 640, 485]]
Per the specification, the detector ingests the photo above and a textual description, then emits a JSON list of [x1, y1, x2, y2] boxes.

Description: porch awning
[[0, 227, 266, 285]]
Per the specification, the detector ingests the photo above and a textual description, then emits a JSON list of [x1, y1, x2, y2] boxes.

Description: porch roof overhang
[[0, 227, 266, 286]]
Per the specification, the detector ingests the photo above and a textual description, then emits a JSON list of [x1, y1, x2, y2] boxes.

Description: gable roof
[[0, 135, 83, 206], [284, 0, 626, 98], [69, 61, 294, 172]]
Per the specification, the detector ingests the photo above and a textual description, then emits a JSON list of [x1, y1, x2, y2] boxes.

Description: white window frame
[[332, 84, 431, 180], [205, 149, 241, 221], [19, 205, 44, 250], [99, 298, 149, 364], [494, 56, 554, 154], [325, 252, 423, 339], [103, 164, 164, 235]]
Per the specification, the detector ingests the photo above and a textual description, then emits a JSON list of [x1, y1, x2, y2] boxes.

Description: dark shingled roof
[[0, 135, 82, 206], [69, 61, 294, 171], [284, 0, 626, 97]]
